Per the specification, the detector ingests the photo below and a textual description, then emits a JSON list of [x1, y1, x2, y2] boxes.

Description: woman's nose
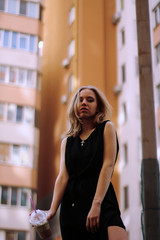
[[81, 99, 87, 105]]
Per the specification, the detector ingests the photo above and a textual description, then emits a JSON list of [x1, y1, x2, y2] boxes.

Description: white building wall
[[116, 0, 160, 240], [116, 0, 142, 239]]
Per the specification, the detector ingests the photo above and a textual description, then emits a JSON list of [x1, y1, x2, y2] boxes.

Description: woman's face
[[77, 88, 98, 119]]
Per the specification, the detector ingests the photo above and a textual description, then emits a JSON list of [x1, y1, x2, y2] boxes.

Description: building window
[[9, 67, 17, 83], [27, 70, 35, 87], [1, 186, 8, 204], [153, 4, 160, 28], [0, 29, 37, 53], [34, 109, 40, 128], [24, 107, 34, 124], [6, 231, 14, 240], [69, 6, 75, 25], [120, 0, 124, 10], [0, 64, 38, 89], [0, 142, 32, 166], [155, 43, 160, 64], [18, 232, 26, 240], [68, 39, 75, 59], [121, 64, 126, 83], [12, 144, 20, 163], [19, 0, 27, 15], [0, 65, 6, 82], [11, 32, 18, 48], [121, 29, 125, 46], [0, 143, 10, 162], [7, 104, 16, 122], [1, 0, 41, 20], [3, 30, 10, 47], [0, 186, 37, 209], [123, 143, 128, 165], [119, 102, 127, 125], [0, 0, 5, 10], [7, 104, 34, 125], [39, 5, 43, 21], [18, 68, 25, 85], [16, 106, 23, 122], [124, 186, 129, 210], [122, 103, 127, 123], [6, 231, 26, 240], [12, 144, 30, 165], [7, 0, 18, 14], [21, 188, 28, 206], [29, 35, 36, 52], [11, 187, 18, 205], [19, 33, 28, 50], [28, 2, 38, 18], [0, 102, 4, 121]]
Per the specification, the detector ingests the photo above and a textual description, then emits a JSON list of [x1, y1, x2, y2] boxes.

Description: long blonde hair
[[65, 86, 112, 137]]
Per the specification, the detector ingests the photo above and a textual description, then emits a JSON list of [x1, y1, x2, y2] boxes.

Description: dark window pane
[[124, 186, 129, 210], [1, 186, 8, 204], [39, 5, 43, 21], [18, 231, 26, 240], [16, 106, 23, 122], [34, 109, 40, 128], [11, 187, 17, 205], [6, 231, 14, 240], [21, 188, 27, 206], [0, 0, 5, 11], [20, 1, 27, 15]]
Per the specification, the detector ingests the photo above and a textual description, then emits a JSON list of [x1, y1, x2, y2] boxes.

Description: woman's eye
[[87, 98, 94, 102]]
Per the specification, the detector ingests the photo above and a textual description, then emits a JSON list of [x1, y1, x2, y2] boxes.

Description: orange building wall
[[37, 0, 74, 201], [0, 85, 41, 110], [77, 0, 119, 199], [0, 12, 43, 37], [0, 165, 37, 189], [78, 0, 105, 89]]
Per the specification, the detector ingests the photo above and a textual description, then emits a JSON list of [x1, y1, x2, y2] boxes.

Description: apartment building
[[116, 0, 160, 240], [0, 1, 44, 240]]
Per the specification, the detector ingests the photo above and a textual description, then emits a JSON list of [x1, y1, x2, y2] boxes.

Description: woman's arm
[[47, 137, 69, 220], [86, 121, 117, 233]]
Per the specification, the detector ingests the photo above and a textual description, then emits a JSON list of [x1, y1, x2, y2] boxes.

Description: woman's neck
[[80, 119, 96, 139]]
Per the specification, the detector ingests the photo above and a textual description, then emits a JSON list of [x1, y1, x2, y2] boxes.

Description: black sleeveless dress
[[60, 121, 125, 240]]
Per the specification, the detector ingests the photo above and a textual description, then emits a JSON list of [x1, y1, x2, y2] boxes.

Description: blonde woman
[[47, 86, 127, 240]]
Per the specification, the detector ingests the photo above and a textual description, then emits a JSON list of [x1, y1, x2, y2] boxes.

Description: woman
[[46, 86, 127, 240]]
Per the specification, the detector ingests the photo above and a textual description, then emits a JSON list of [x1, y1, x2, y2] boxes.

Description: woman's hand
[[46, 209, 55, 221], [29, 209, 55, 227], [86, 201, 101, 233]]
